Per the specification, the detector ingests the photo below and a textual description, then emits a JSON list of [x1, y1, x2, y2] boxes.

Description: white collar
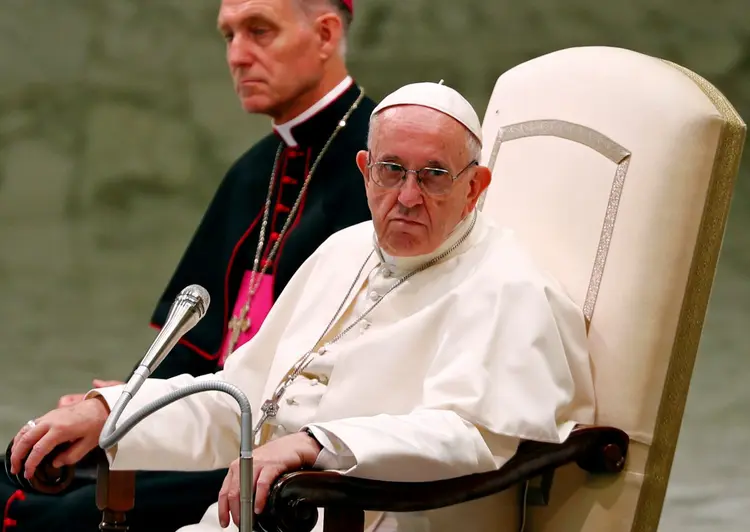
[[374, 210, 479, 275], [272, 76, 353, 147]]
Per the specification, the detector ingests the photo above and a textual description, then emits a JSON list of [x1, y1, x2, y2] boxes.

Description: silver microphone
[[123, 284, 210, 396]]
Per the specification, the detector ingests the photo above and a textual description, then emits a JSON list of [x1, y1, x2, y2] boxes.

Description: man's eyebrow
[[375, 153, 403, 162], [217, 13, 275, 33], [425, 159, 448, 168]]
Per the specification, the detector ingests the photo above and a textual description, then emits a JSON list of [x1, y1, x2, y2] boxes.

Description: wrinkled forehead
[[218, 0, 299, 28], [374, 104, 465, 125], [370, 105, 470, 157]]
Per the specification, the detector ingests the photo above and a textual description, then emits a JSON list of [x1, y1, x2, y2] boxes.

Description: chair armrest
[[94, 457, 136, 531], [4, 440, 135, 531], [3, 440, 87, 495], [259, 425, 628, 532]]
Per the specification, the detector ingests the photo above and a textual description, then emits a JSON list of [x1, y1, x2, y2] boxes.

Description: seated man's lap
[[0, 468, 227, 532]]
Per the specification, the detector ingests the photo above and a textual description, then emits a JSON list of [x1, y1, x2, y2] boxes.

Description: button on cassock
[[303, 374, 329, 386]]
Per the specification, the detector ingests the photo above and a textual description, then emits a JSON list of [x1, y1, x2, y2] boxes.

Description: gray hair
[[465, 130, 482, 162], [294, 0, 351, 57], [369, 110, 483, 164]]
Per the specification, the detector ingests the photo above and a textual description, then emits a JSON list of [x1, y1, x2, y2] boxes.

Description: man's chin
[[237, 94, 273, 115], [381, 231, 431, 257]]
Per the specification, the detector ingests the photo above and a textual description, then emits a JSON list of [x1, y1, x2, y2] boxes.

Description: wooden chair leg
[[323, 507, 364, 532], [95, 453, 135, 532]]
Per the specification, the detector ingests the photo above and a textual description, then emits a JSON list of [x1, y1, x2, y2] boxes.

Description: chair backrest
[[478, 46, 746, 532]]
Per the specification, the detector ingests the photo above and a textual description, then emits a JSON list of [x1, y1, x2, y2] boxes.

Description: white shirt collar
[[273, 76, 354, 147], [374, 210, 479, 275]]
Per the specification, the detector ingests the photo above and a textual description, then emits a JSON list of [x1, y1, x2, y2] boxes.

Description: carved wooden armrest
[[4, 441, 136, 531], [258, 426, 629, 532]]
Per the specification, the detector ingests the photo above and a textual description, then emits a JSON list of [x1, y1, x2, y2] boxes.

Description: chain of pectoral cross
[[224, 88, 366, 359], [251, 209, 479, 445]]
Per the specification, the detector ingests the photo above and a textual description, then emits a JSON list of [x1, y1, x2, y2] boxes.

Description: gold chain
[[225, 87, 366, 359]]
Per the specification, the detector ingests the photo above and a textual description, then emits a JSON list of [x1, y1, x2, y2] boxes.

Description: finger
[[51, 437, 92, 468], [93, 379, 120, 388], [10, 424, 48, 475], [229, 473, 241, 527], [24, 430, 67, 480], [217, 467, 233, 529], [58, 395, 82, 408], [12, 422, 32, 446], [254, 465, 282, 515]]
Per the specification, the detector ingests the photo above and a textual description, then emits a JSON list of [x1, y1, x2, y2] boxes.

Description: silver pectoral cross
[[252, 377, 290, 437], [226, 314, 251, 357], [254, 399, 279, 431], [260, 399, 279, 419]]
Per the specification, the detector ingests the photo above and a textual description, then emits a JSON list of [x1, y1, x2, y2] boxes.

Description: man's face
[[357, 106, 491, 257], [218, 0, 328, 118]]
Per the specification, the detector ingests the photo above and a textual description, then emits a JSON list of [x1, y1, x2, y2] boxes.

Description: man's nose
[[227, 36, 255, 68], [397, 174, 424, 209]]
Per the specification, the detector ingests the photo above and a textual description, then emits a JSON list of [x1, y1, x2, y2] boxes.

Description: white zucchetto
[[371, 81, 482, 142]]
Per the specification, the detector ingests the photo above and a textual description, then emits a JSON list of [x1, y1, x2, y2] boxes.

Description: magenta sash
[[218, 271, 274, 366]]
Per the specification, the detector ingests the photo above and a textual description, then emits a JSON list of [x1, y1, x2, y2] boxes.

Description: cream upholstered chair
[[478, 45, 746, 531], [5, 46, 746, 532]]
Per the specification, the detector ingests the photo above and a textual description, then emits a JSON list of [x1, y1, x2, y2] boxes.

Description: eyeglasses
[[367, 157, 478, 195]]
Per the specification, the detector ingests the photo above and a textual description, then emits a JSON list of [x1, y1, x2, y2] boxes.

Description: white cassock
[[92, 209, 596, 532]]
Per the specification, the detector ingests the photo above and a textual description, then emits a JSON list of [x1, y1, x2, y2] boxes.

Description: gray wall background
[[1, 1, 748, 530]]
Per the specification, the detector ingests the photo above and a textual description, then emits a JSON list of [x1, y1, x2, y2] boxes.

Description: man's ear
[[466, 165, 492, 211], [356, 150, 369, 184], [314, 13, 344, 61]]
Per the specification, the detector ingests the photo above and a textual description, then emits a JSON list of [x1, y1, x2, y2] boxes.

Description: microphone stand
[[97, 285, 254, 532], [99, 382, 255, 532]]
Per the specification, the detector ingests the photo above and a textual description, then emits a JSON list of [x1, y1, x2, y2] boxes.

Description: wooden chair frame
[[5, 425, 627, 531]]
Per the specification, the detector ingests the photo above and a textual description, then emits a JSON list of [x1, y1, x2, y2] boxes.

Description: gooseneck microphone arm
[[99, 382, 255, 532], [98, 285, 255, 532]]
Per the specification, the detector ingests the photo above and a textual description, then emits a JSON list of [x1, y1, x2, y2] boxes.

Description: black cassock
[[0, 82, 376, 532]]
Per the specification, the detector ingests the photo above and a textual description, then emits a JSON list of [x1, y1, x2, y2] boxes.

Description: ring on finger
[[25, 419, 37, 429]]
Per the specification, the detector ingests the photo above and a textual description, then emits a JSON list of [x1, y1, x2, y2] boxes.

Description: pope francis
[[10, 82, 595, 532]]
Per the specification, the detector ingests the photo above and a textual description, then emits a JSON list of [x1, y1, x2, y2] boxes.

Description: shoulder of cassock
[[276, 218, 377, 288], [421, 217, 594, 445], [292, 215, 573, 306]]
